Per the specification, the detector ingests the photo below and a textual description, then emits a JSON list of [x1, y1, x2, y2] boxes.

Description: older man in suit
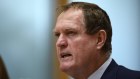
[[53, 2, 140, 79]]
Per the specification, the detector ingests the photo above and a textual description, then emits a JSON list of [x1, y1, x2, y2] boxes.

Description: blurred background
[[0, 0, 139, 79]]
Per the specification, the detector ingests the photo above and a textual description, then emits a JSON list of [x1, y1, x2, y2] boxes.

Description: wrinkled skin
[[54, 8, 106, 79]]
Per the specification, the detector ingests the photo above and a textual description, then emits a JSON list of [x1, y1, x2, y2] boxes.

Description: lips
[[61, 53, 72, 58]]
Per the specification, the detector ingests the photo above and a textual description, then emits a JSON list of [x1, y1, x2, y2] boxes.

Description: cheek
[[70, 38, 96, 62], [72, 38, 96, 53]]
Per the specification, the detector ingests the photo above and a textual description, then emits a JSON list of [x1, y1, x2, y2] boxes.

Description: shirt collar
[[88, 57, 112, 79]]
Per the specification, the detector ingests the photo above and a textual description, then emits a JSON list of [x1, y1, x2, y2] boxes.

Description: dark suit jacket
[[101, 59, 140, 79]]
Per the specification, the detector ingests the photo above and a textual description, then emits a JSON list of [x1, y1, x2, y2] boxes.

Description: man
[[53, 2, 140, 79]]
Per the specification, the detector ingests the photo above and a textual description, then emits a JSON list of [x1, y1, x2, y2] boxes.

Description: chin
[[60, 62, 75, 73], [60, 64, 79, 79]]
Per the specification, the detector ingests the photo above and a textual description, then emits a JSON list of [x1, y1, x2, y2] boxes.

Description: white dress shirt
[[88, 57, 112, 79]]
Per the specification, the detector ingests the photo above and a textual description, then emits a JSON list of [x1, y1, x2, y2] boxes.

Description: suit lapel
[[101, 59, 119, 79]]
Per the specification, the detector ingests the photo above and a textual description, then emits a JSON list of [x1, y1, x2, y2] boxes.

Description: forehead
[[58, 8, 83, 21], [54, 8, 85, 31]]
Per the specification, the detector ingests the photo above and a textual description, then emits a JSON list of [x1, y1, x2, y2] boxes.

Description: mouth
[[60, 53, 72, 58]]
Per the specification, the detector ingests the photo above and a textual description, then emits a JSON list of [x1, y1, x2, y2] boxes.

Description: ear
[[96, 30, 107, 50]]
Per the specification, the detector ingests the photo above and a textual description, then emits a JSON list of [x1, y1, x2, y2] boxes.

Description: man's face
[[54, 8, 99, 75]]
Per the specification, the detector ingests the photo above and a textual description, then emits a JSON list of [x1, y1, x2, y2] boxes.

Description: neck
[[72, 52, 110, 79]]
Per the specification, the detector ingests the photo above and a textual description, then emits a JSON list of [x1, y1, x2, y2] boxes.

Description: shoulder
[[101, 59, 140, 79], [117, 65, 140, 79]]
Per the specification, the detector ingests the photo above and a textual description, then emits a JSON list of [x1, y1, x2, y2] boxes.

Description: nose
[[56, 34, 68, 49]]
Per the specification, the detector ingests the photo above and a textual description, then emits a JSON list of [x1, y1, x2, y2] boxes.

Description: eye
[[54, 32, 60, 37], [66, 31, 77, 36]]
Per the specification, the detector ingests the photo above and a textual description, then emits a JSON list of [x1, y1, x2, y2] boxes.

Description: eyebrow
[[64, 27, 77, 31], [53, 26, 78, 33]]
